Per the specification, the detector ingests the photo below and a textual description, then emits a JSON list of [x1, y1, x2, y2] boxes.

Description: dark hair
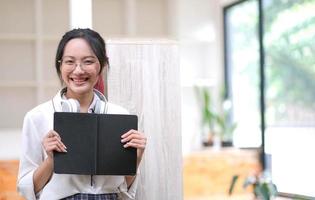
[[55, 28, 109, 78]]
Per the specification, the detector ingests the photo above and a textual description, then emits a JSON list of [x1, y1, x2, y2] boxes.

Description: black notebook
[[53, 112, 137, 175]]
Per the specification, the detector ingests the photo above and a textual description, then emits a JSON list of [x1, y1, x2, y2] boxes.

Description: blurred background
[[1, 0, 315, 199]]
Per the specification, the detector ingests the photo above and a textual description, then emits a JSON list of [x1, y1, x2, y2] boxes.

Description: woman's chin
[[67, 84, 92, 94]]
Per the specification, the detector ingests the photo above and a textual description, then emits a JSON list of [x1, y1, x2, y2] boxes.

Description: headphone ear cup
[[61, 99, 80, 112], [94, 99, 106, 114]]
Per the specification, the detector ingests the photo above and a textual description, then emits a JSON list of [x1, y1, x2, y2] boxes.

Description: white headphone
[[59, 88, 108, 114]]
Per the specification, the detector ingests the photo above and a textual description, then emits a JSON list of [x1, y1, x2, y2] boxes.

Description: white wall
[[176, 0, 225, 154], [0, 0, 231, 158], [175, 0, 241, 154]]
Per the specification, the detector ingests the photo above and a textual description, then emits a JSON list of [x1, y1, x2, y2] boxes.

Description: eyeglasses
[[58, 57, 99, 71]]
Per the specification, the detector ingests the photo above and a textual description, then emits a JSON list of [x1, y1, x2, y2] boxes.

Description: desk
[[183, 147, 261, 199]]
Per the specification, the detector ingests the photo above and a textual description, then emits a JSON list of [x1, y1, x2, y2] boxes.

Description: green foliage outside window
[[264, 0, 315, 125]]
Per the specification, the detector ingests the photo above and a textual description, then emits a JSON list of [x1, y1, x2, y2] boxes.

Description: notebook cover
[[97, 114, 137, 175], [53, 112, 137, 175], [54, 112, 97, 174]]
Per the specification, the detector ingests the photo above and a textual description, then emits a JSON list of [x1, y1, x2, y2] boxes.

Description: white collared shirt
[[17, 90, 139, 200]]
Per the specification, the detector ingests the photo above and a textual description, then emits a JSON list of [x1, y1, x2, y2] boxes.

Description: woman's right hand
[[42, 130, 67, 159]]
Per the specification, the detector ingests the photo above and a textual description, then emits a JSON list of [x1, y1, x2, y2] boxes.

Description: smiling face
[[60, 38, 101, 99]]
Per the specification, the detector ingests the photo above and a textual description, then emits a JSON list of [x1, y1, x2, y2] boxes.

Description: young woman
[[17, 28, 146, 200]]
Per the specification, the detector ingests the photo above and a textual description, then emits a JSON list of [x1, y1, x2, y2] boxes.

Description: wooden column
[[107, 40, 182, 200]]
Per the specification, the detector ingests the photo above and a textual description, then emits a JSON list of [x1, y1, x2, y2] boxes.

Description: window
[[264, 0, 315, 198], [224, 0, 315, 198], [223, 0, 260, 148]]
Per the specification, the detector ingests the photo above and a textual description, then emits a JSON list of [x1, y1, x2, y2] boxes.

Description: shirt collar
[[53, 88, 101, 113]]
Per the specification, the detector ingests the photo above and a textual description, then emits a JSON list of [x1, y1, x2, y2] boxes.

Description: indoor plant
[[229, 172, 278, 200], [195, 86, 236, 147], [194, 86, 217, 146]]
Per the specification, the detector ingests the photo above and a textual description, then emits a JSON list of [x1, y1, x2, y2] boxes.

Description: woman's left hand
[[121, 129, 146, 162]]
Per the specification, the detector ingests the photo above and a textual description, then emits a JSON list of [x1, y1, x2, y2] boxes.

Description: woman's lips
[[70, 77, 89, 85]]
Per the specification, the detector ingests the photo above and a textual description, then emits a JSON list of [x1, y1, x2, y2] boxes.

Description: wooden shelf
[[0, 34, 61, 41], [0, 34, 36, 41], [0, 81, 59, 88], [0, 81, 37, 87]]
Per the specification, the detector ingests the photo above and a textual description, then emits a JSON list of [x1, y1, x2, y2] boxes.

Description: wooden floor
[[0, 160, 24, 200]]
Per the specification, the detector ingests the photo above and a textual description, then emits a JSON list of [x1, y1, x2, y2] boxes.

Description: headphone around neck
[[60, 88, 108, 114]]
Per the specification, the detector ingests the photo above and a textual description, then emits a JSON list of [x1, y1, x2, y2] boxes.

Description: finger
[[124, 141, 146, 149], [48, 141, 67, 152], [50, 130, 61, 140], [125, 138, 146, 146], [47, 130, 55, 137], [124, 142, 145, 149], [46, 144, 60, 152], [44, 144, 58, 154], [44, 137, 67, 150], [46, 142, 62, 152], [45, 130, 60, 141], [53, 143, 66, 153], [121, 132, 145, 143], [53, 136, 67, 149], [54, 140, 67, 152], [121, 130, 133, 138], [44, 136, 58, 143], [52, 131, 61, 139], [47, 132, 66, 149], [53, 134, 61, 141], [121, 129, 138, 138], [42, 137, 55, 149]]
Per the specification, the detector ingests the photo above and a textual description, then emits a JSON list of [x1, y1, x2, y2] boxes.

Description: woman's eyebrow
[[62, 55, 97, 59]]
